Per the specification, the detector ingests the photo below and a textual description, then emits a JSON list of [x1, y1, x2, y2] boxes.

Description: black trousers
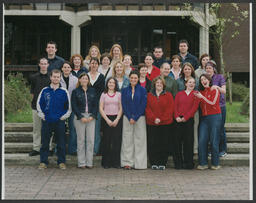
[[101, 115, 122, 168], [172, 119, 194, 169], [147, 124, 170, 166]]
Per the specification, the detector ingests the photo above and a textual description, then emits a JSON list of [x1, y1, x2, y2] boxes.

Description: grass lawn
[[4, 102, 249, 123], [226, 101, 249, 123], [5, 106, 32, 123]]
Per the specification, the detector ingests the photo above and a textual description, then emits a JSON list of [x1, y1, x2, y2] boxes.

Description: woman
[[121, 70, 147, 170], [138, 63, 151, 92], [84, 45, 101, 70], [176, 62, 199, 91], [111, 61, 130, 91], [109, 44, 123, 68], [60, 61, 78, 155], [70, 54, 88, 78], [194, 74, 222, 170], [160, 62, 178, 97], [169, 55, 182, 80], [87, 57, 105, 155], [145, 76, 174, 170], [123, 54, 134, 77], [98, 53, 112, 79], [195, 53, 210, 79], [71, 73, 97, 168], [205, 60, 227, 157], [144, 53, 160, 81], [99, 77, 123, 169], [174, 77, 200, 169]]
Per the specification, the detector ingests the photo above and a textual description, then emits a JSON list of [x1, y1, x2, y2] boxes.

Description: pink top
[[100, 92, 121, 115], [140, 80, 146, 88]]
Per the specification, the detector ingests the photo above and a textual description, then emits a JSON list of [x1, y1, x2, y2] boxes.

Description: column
[[199, 26, 209, 56], [71, 25, 81, 55]]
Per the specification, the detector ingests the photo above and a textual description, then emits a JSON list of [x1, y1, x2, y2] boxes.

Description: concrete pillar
[[71, 25, 81, 55], [199, 26, 209, 56], [59, 13, 91, 55]]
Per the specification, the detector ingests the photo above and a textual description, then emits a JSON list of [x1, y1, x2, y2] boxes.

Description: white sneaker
[[197, 165, 208, 170], [211, 165, 221, 170]]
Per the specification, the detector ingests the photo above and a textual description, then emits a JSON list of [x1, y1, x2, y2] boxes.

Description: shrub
[[226, 82, 249, 102], [5, 72, 32, 114], [240, 92, 249, 115]]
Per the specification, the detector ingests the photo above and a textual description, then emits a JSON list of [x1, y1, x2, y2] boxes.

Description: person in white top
[[169, 55, 182, 80], [122, 54, 134, 77], [98, 53, 112, 79], [109, 44, 123, 68], [83, 45, 101, 70]]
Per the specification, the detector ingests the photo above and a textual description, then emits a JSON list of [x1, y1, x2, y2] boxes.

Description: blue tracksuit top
[[37, 85, 71, 122], [121, 84, 147, 121]]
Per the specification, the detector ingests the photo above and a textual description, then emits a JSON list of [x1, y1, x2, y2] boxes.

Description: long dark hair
[[199, 74, 212, 91], [104, 77, 119, 93]]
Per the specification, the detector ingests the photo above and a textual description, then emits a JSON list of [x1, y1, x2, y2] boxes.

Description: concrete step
[[5, 142, 249, 154], [4, 153, 249, 167], [226, 132, 249, 143], [5, 123, 33, 132], [5, 122, 249, 132], [227, 143, 249, 154], [5, 143, 32, 153], [225, 123, 249, 132], [4, 132, 250, 144], [5, 132, 33, 143]]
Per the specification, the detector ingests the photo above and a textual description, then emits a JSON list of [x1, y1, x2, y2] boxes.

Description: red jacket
[[145, 90, 174, 125], [200, 87, 221, 116], [174, 90, 200, 121], [146, 65, 161, 81]]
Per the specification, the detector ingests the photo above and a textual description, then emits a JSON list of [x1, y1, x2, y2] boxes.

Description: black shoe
[[113, 165, 121, 169], [48, 150, 54, 156], [29, 150, 40, 156], [103, 166, 110, 169]]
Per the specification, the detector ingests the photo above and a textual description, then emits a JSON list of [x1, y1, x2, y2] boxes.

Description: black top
[[152, 57, 168, 69], [63, 75, 69, 90], [178, 52, 199, 70], [30, 72, 51, 110]]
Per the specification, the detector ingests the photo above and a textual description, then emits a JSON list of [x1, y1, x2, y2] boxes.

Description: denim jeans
[[198, 114, 222, 166], [94, 112, 101, 154], [40, 120, 66, 165], [68, 112, 77, 154], [219, 106, 227, 153]]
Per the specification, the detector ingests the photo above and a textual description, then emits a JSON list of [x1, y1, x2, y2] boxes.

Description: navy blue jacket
[[153, 57, 168, 69], [47, 55, 65, 73], [121, 84, 147, 121], [37, 85, 71, 122], [71, 86, 98, 120], [178, 52, 199, 70], [71, 67, 88, 78]]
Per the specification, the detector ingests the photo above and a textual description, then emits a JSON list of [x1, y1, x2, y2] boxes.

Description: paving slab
[[3, 165, 250, 200]]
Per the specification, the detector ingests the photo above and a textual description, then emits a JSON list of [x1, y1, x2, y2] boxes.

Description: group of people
[[29, 39, 227, 171]]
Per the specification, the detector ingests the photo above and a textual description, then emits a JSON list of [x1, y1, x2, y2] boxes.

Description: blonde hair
[[123, 54, 132, 63], [85, 45, 101, 61], [152, 76, 166, 90], [110, 44, 123, 61], [112, 61, 125, 77]]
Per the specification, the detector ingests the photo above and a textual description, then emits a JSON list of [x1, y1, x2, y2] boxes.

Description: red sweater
[[145, 91, 174, 125], [200, 87, 221, 116], [146, 65, 161, 81], [174, 90, 200, 121]]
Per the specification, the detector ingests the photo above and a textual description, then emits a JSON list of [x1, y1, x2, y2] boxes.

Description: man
[[46, 41, 64, 73], [29, 57, 54, 156], [178, 39, 199, 70], [37, 69, 71, 170], [152, 46, 168, 68]]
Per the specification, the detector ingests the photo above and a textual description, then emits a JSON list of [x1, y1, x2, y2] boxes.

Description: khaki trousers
[[121, 116, 147, 169], [74, 113, 95, 167], [32, 110, 53, 151], [193, 111, 199, 154]]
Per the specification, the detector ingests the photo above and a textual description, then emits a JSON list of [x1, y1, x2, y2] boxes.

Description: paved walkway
[[4, 165, 250, 200]]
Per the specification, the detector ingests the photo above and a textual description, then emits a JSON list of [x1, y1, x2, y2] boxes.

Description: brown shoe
[[59, 163, 66, 170], [38, 163, 47, 169]]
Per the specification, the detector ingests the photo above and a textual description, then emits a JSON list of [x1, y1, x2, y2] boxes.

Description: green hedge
[[5, 73, 32, 114], [226, 82, 249, 102]]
